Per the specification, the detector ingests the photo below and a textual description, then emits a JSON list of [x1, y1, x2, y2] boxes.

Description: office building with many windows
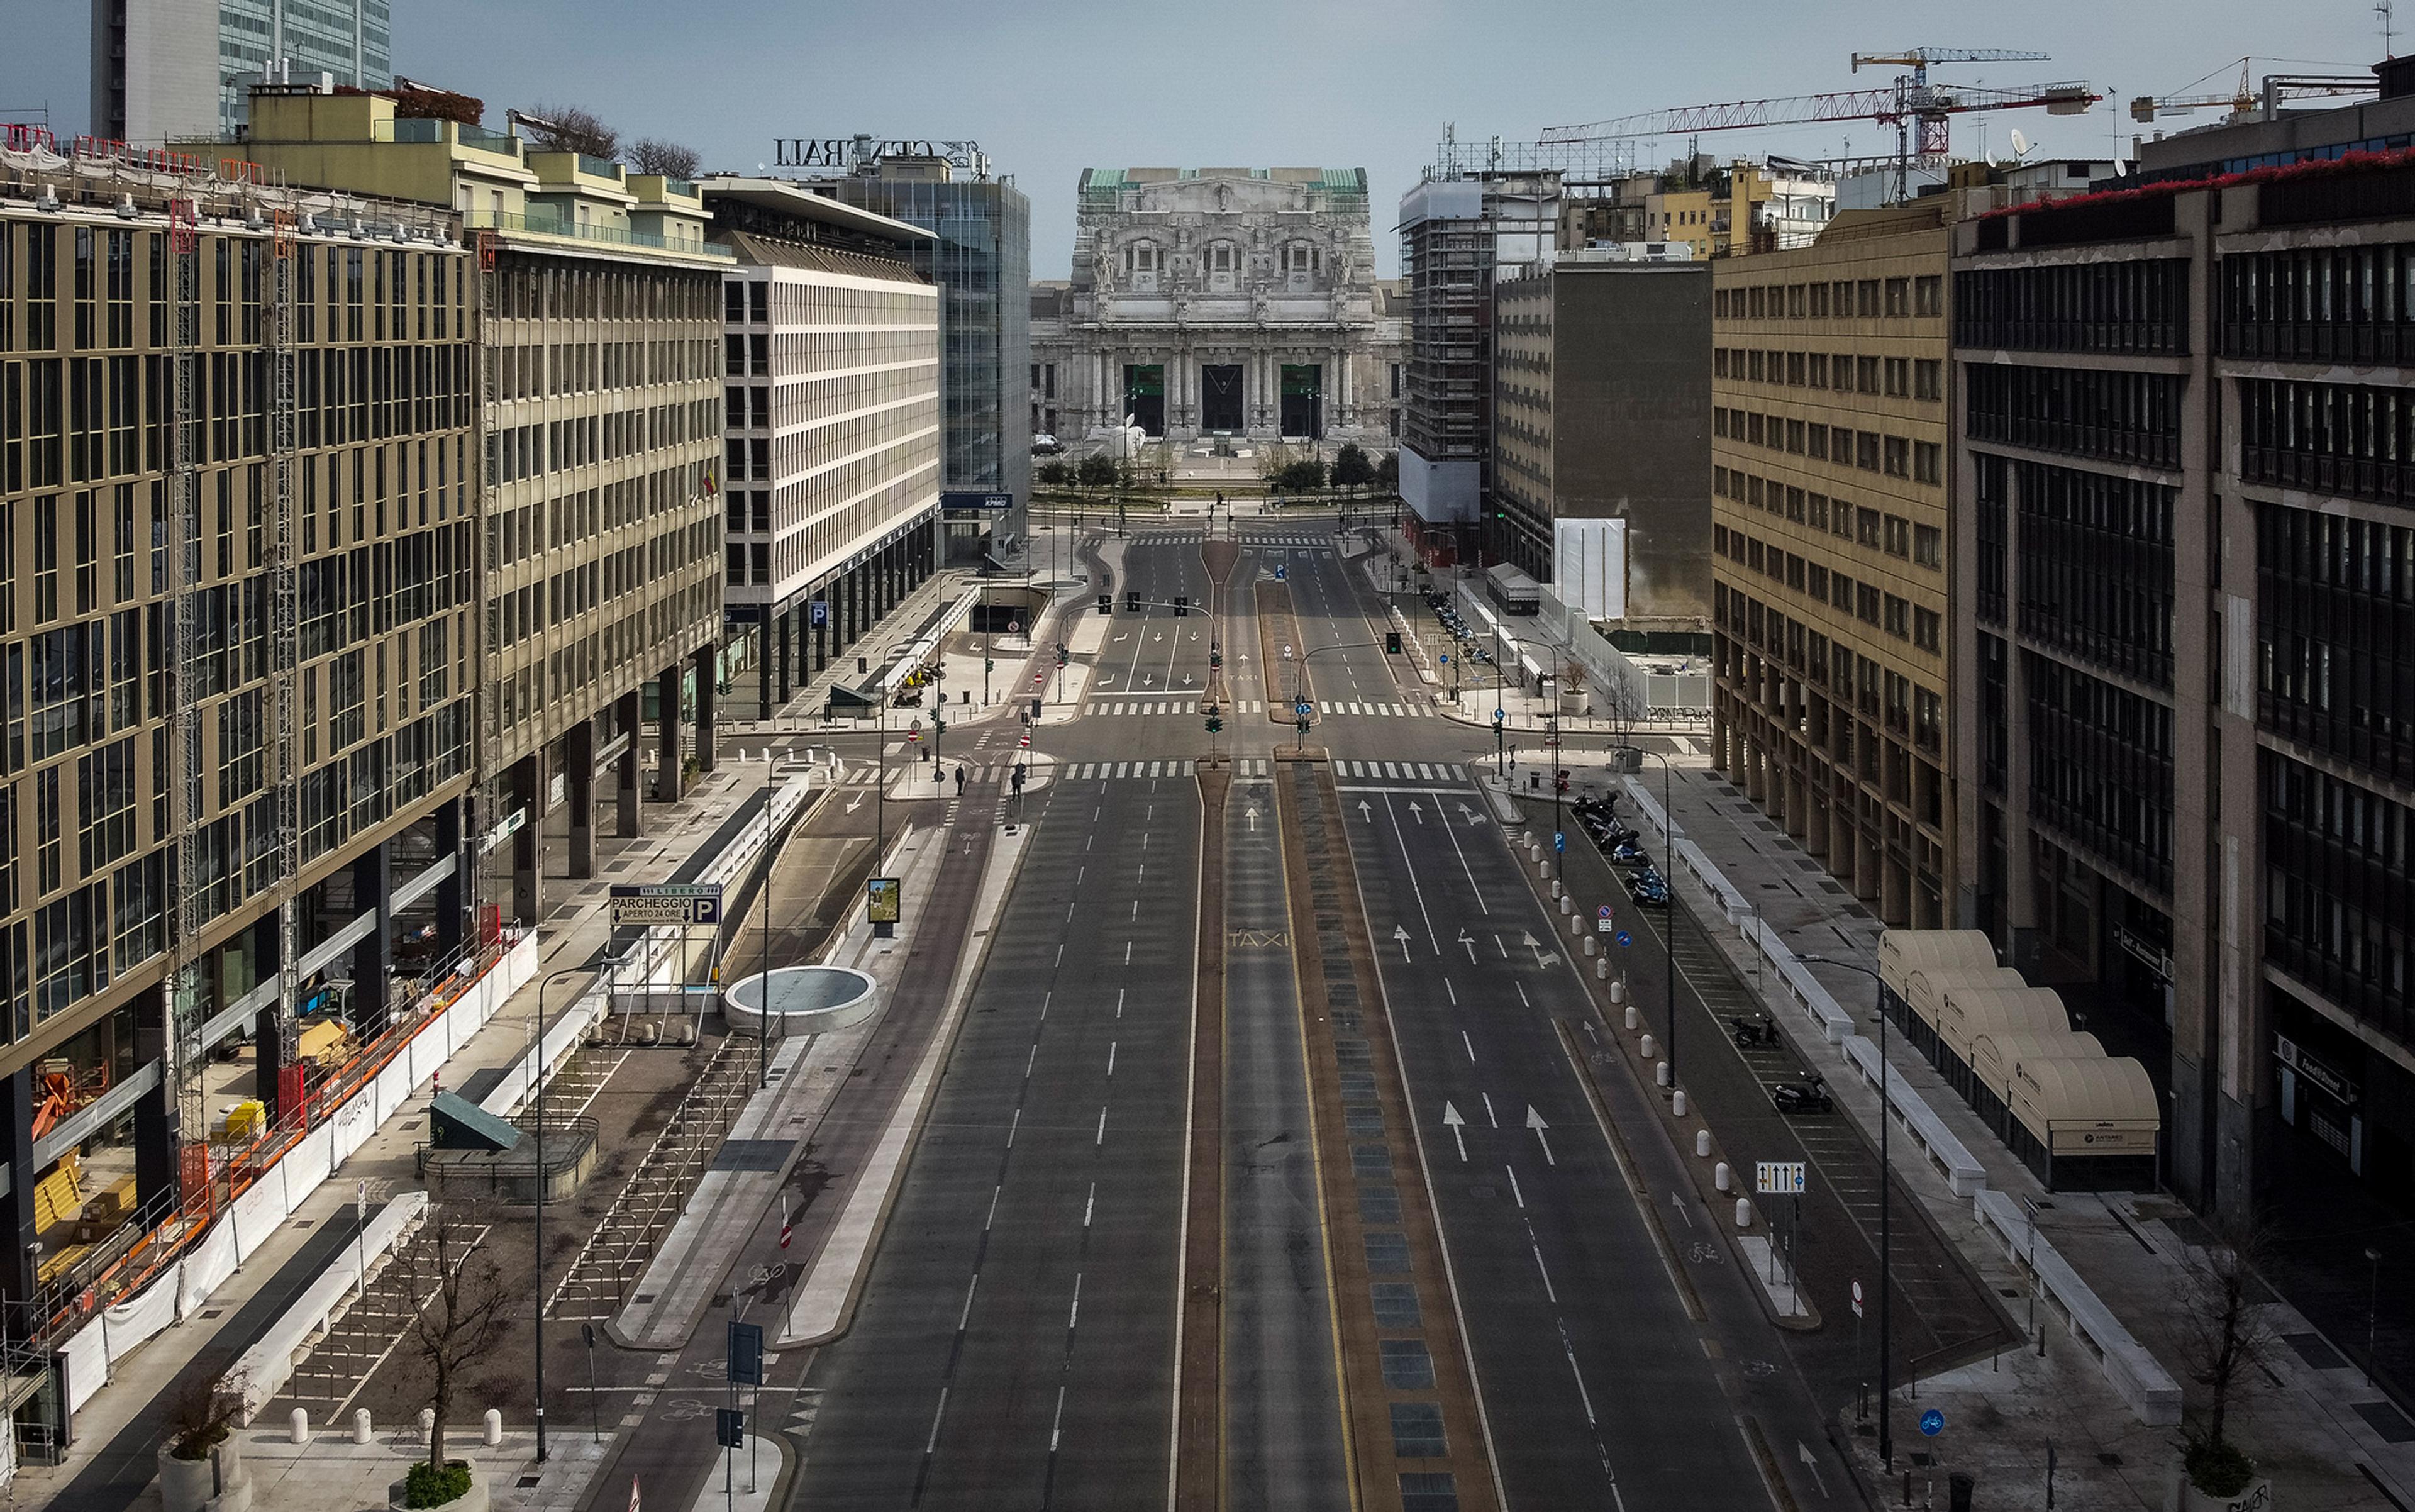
[[92, 0, 394, 143], [0, 142, 476, 1318], [1710, 201, 1956, 930], [1954, 113, 2415, 1232], [804, 148, 1030, 564], [702, 179, 942, 720], [242, 84, 729, 930]]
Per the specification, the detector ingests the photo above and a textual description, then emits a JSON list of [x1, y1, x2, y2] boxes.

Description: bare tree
[[516, 103, 618, 160], [396, 1206, 511, 1472], [626, 139, 702, 179], [163, 1369, 245, 1460], [2174, 1220, 2278, 1494]]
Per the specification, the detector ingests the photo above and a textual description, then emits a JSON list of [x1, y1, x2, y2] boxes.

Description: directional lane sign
[[610, 884, 723, 926], [1755, 1160, 1808, 1195]]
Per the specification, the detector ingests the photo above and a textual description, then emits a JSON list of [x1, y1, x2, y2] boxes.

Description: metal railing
[[460, 209, 731, 259], [575, 153, 621, 181], [373, 118, 524, 157], [23, 928, 527, 1348]]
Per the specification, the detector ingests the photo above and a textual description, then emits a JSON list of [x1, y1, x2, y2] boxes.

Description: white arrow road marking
[[1526, 1106, 1556, 1167], [1457, 802, 1487, 826], [1357, 800, 1374, 821], [1392, 924, 1412, 963], [1246, 804, 1260, 832], [1480, 1092, 1497, 1127], [1441, 1102, 1468, 1162], [1798, 1442, 1829, 1498], [1459, 930, 1477, 963], [845, 793, 865, 814], [1407, 801, 1425, 826]]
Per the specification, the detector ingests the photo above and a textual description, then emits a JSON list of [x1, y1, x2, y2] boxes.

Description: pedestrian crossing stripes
[[1063, 760, 1201, 781], [1331, 760, 1471, 782], [1132, 532, 1336, 547], [823, 762, 1023, 786], [1079, 698, 1430, 719]]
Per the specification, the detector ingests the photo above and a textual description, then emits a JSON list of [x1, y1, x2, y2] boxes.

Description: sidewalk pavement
[[1641, 756, 2415, 1509], [14, 761, 833, 1510]]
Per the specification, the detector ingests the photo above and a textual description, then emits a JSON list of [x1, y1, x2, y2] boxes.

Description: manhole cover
[[292, 1219, 314, 1230], [519, 1474, 543, 1489]]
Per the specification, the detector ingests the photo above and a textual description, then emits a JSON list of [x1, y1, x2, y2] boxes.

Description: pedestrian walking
[[954, 767, 966, 795]]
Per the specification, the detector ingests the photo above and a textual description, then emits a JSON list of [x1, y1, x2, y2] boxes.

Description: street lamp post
[[1797, 951, 1896, 1472], [2368, 1245, 2385, 1389], [531, 966, 596, 1464]]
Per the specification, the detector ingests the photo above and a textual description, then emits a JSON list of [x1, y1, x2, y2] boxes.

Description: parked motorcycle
[[1729, 1013, 1774, 1048]]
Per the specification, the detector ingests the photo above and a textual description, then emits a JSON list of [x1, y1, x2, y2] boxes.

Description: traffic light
[[1012, 764, 1028, 791], [1055, 643, 1069, 668], [984, 657, 994, 673], [1126, 590, 1141, 613], [1174, 594, 1189, 618], [1384, 630, 1402, 654], [1205, 714, 1223, 734], [1209, 649, 1222, 670], [1098, 593, 1112, 615]]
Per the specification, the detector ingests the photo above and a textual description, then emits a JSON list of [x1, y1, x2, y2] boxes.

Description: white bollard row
[[1657, 1060, 1671, 1087], [1640, 1033, 1656, 1059], [1672, 1089, 1689, 1118], [484, 1409, 503, 1447], [354, 1409, 373, 1445], [1595, 957, 1608, 980], [1715, 1161, 1731, 1192], [1696, 1128, 1713, 1158], [1735, 1197, 1754, 1230], [1624, 1004, 1639, 1031], [290, 1408, 309, 1445]]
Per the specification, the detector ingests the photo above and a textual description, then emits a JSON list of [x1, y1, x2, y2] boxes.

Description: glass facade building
[[91, 0, 394, 143], [814, 169, 1030, 553]]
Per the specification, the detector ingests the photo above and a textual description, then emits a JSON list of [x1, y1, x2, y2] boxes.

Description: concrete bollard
[[1672, 1089, 1689, 1118], [289, 1408, 309, 1445], [1657, 1060, 1671, 1087], [1640, 1033, 1656, 1059], [1538, 858, 1550, 877], [1735, 1197, 1753, 1230], [420, 1409, 435, 1445], [1550, 879, 1562, 899], [1624, 1004, 1640, 1030], [1609, 977, 1626, 1005], [1715, 1161, 1731, 1192], [1582, 936, 1596, 957], [484, 1409, 503, 1447], [1696, 1129, 1713, 1158], [1596, 957, 1608, 980], [353, 1409, 373, 1445]]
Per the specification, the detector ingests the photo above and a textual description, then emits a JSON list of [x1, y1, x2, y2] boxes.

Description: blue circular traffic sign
[[1919, 1409, 1944, 1437], [1616, 931, 1632, 948], [1492, 708, 1505, 725]]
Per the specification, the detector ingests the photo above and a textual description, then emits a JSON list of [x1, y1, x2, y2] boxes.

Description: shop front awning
[[1936, 983, 2070, 1063], [1877, 928, 2001, 1003]]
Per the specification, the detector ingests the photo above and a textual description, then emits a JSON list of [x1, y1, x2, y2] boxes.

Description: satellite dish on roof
[[2008, 128, 2035, 160]]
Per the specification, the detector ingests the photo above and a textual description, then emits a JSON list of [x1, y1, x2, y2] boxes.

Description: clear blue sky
[[6, 0, 2388, 276]]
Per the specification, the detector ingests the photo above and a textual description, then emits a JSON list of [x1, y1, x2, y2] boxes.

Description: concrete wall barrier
[[229, 1192, 430, 1421], [1841, 1035, 1988, 1198], [1974, 1188, 2182, 1426]]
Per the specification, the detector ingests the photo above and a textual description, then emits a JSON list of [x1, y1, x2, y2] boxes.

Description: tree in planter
[[164, 1370, 244, 1462], [1374, 450, 1400, 492], [1331, 443, 1375, 489], [2174, 1220, 2278, 1498], [1075, 453, 1118, 488], [396, 1206, 511, 1496]]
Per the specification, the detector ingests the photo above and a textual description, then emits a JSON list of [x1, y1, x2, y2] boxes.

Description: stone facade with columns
[[1030, 167, 1406, 446]]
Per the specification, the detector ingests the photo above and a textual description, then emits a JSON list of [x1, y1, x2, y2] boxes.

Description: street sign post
[[727, 1321, 763, 1386], [808, 600, 828, 628], [609, 884, 724, 926], [1553, 831, 1565, 854], [1597, 905, 1614, 934], [1755, 1161, 1808, 1195], [1616, 930, 1631, 947], [1919, 1409, 1945, 1437]]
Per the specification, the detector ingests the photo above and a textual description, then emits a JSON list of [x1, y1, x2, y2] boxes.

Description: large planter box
[[2168, 1472, 2273, 1512], [389, 1462, 489, 1512], [157, 1436, 251, 1512]]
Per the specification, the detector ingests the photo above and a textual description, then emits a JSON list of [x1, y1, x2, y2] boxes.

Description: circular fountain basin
[[722, 964, 879, 1037]]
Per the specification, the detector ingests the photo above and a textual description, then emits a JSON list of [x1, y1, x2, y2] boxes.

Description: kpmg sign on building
[[941, 492, 1016, 511]]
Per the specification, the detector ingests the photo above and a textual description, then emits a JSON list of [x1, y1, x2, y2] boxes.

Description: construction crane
[[1542, 48, 2101, 204], [2129, 58, 2376, 122]]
